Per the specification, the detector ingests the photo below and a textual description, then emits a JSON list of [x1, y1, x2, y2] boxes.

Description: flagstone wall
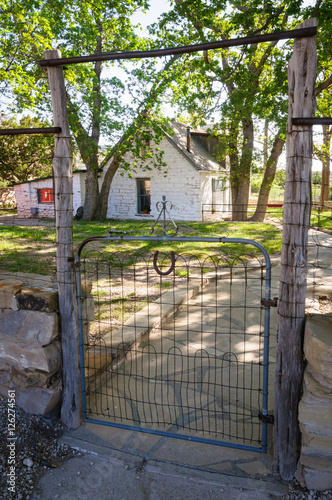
[[0, 272, 62, 415], [297, 313, 332, 490]]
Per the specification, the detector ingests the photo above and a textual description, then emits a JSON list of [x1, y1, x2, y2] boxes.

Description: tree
[[0, 0, 166, 219], [0, 116, 53, 185], [156, 0, 332, 221]]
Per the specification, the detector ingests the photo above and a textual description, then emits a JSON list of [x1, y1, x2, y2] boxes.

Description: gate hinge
[[258, 412, 274, 424], [261, 297, 278, 308]]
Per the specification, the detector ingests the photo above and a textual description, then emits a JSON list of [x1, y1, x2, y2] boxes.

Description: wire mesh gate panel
[[77, 234, 272, 453]]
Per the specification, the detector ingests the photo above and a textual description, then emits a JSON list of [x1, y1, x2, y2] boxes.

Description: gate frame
[[76, 235, 273, 453]]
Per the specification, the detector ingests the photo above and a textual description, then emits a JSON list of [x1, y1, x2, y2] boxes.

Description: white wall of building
[[107, 137, 202, 221], [14, 172, 85, 219], [14, 178, 55, 219]]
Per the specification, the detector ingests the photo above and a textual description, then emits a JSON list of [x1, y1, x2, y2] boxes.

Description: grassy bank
[[0, 219, 283, 276]]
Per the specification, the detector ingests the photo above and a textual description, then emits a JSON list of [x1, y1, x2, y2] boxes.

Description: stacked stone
[[298, 314, 332, 490], [0, 274, 62, 415]]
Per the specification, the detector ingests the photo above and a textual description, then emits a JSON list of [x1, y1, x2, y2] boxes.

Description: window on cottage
[[137, 179, 151, 214], [37, 189, 54, 203], [212, 178, 225, 191]]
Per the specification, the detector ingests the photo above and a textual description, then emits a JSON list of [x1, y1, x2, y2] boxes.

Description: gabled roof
[[163, 122, 225, 172]]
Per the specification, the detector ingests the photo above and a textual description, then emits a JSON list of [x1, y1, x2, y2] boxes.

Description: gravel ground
[[0, 394, 331, 500], [0, 396, 79, 500]]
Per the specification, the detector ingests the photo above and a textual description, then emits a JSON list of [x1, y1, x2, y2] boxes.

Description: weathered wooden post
[[44, 49, 81, 429], [274, 19, 317, 480]]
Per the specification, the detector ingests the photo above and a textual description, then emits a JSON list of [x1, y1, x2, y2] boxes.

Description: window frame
[[136, 178, 151, 214], [37, 188, 54, 204], [212, 178, 225, 192]]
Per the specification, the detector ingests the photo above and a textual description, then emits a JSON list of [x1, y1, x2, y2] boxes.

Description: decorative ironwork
[[76, 232, 273, 453], [153, 250, 176, 275], [108, 196, 228, 238]]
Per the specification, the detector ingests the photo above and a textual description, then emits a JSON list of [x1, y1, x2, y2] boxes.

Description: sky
[[133, 0, 170, 30]]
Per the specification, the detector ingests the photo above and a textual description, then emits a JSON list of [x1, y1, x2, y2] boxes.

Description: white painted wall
[[14, 179, 55, 219], [14, 172, 85, 219], [107, 137, 202, 221], [73, 171, 86, 215]]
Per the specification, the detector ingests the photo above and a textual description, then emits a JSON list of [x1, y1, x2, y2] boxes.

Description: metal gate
[[76, 210, 273, 453]]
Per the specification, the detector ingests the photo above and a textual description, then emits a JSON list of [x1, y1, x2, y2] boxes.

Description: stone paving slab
[[54, 424, 289, 499]]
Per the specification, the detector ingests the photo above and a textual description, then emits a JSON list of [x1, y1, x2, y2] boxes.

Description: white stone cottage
[[13, 122, 230, 221], [107, 122, 230, 221], [13, 170, 86, 219]]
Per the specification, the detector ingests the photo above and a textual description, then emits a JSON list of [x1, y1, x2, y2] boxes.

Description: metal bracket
[[261, 297, 278, 308], [258, 412, 274, 424]]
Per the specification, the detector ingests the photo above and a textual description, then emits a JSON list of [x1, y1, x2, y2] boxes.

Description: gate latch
[[261, 297, 278, 308], [258, 412, 274, 424]]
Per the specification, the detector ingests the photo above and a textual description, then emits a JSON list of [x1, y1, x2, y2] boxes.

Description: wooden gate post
[[274, 19, 317, 480], [44, 49, 81, 429]]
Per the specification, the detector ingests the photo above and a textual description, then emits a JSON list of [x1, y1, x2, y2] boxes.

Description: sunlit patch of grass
[[156, 281, 173, 289], [0, 219, 283, 277]]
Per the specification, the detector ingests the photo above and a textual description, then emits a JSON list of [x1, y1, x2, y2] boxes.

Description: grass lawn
[[0, 219, 283, 276]]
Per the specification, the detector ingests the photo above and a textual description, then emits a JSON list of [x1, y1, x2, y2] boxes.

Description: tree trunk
[[229, 118, 253, 221], [274, 18, 317, 481], [82, 166, 99, 220], [93, 154, 121, 219], [250, 132, 285, 222], [230, 177, 250, 221], [319, 124, 331, 205]]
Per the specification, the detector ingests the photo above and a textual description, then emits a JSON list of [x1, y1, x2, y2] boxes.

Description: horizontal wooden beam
[[0, 127, 62, 136], [39, 27, 317, 67], [292, 117, 332, 125]]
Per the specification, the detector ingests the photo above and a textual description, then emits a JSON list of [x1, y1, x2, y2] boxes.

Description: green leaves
[[0, 116, 53, 185]]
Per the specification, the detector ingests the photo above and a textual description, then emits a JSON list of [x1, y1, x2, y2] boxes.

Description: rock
[[300, 451, 332, 473], [0, 340, 61, 372], [0, 279, 22, 310], [16, 287, 58, 313], [81, 296, 95, 322], [16, 381, 62, 415], [301, 425, 332, 457], [0, 362, 13, 387], [299, 391, 332, 437], [23, 458, 34, 467], [303, 468, 332, 491], [303, 367, 332, 400], [11, 367, 60, 389], [304, 314, 332, 380], [0, 310, 58, 346], [81, 280, 93, 295], [306, 364, 332, 391]]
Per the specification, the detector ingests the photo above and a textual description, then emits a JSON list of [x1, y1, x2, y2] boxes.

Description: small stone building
[[13, 170, 87, 219], [107, 122, 230, 221]]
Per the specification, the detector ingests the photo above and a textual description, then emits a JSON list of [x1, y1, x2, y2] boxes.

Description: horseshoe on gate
[[153, 251, 175, 276]]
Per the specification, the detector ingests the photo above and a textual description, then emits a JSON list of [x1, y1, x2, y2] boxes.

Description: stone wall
[[13, 171, 85, 219], [14, 179, 56, 219], [106, 136, 214, 221], [0, 272, 62, 415], [297, 313, 332, 490]]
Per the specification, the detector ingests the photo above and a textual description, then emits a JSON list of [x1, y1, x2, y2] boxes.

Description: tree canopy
[[0, 116, 53, 186], [152, 0, 332, 219], [0, 0, 331, 219]]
